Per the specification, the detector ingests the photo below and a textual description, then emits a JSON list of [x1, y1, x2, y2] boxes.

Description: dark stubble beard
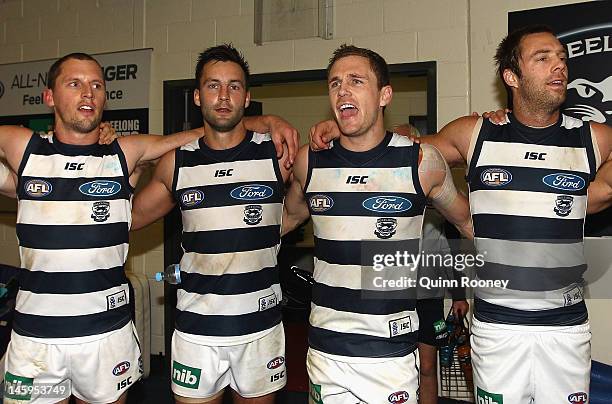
[[203, 105, 245, 133], [67, 113, 103, 134], [520, 75, 566, 114]]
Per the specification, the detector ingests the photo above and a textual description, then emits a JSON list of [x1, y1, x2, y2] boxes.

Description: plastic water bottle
[[155, 264, 181, 284]]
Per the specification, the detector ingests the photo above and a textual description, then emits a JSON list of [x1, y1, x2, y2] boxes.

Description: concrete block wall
[[143, 0, 469, 134]]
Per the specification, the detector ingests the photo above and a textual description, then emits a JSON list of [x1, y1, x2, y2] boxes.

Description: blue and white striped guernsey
[[304, 132, 426, 360], [173, 131, 284, 345], [467, 114, 598, 326], [15, 133, 133, 339]]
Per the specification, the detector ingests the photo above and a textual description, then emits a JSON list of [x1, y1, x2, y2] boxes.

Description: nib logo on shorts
[[477, 387, 503, 404], [4, 372, 34, 400], [309, 380, 323, 404], [172, 361, 201, 389]]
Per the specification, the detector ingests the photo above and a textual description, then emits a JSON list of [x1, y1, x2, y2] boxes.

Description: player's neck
[[203, 121, 247, 150], [512, 101, 560, 129], [339, 119, 386, 152], [53, 122, 99, 145]]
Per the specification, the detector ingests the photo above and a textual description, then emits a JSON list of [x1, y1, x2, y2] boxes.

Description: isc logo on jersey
[[24, 179, 52, 197], [79, 180, 121, 197], [230, 184, 273, 200], [309, 194, 334, 212], [542, 173, 586, 191], [363, 196, 412, 213], [480, 168, 512, 187], [388, 391, 410, 403], [181, 189, 204, 207]]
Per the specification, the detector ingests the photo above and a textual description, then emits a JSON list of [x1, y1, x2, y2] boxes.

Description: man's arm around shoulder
[[418, 144, 473, 239], [419, 115, 480, 168], [282, 145, 310, 236], [0, 126, 35, 173], [118, 128, 202, 175], [131, 150, 177, 231]]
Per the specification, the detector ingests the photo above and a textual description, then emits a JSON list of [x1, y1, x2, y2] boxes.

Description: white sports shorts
[[471, 317, 590, 403], [171, 323, 286, 400], [307, 348, 419, 404], [3, 321, 142, 404]]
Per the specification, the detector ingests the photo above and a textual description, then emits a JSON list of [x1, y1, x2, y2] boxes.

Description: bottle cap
[[155, 272, 163, 282]]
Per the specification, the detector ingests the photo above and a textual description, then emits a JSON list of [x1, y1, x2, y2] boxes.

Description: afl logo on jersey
[[362, 196, 412, 213], [181, 189, 204, 207], [309, 194, 334, 212], [230, 184, 273, 201], [480, 168, 512, 187], [79, 180, 121, 197], [542, 173, 586, 191], [24, 179, 52, 197]]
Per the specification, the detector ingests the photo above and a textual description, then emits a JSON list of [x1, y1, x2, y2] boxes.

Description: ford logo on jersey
[[79, 180, 121, 197], [388, 391, 410, 403], [230, 184, 273, 200], [362, 196, 412, 213], [480, 168, 512, 186], [542, 173, 586, 191], [24, 179, 52, 197]]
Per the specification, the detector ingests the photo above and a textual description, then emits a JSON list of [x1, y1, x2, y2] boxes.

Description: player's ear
[[43, 88, 55, 108], [380, 85, 392, 107], [503, 69, 519, 89]]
